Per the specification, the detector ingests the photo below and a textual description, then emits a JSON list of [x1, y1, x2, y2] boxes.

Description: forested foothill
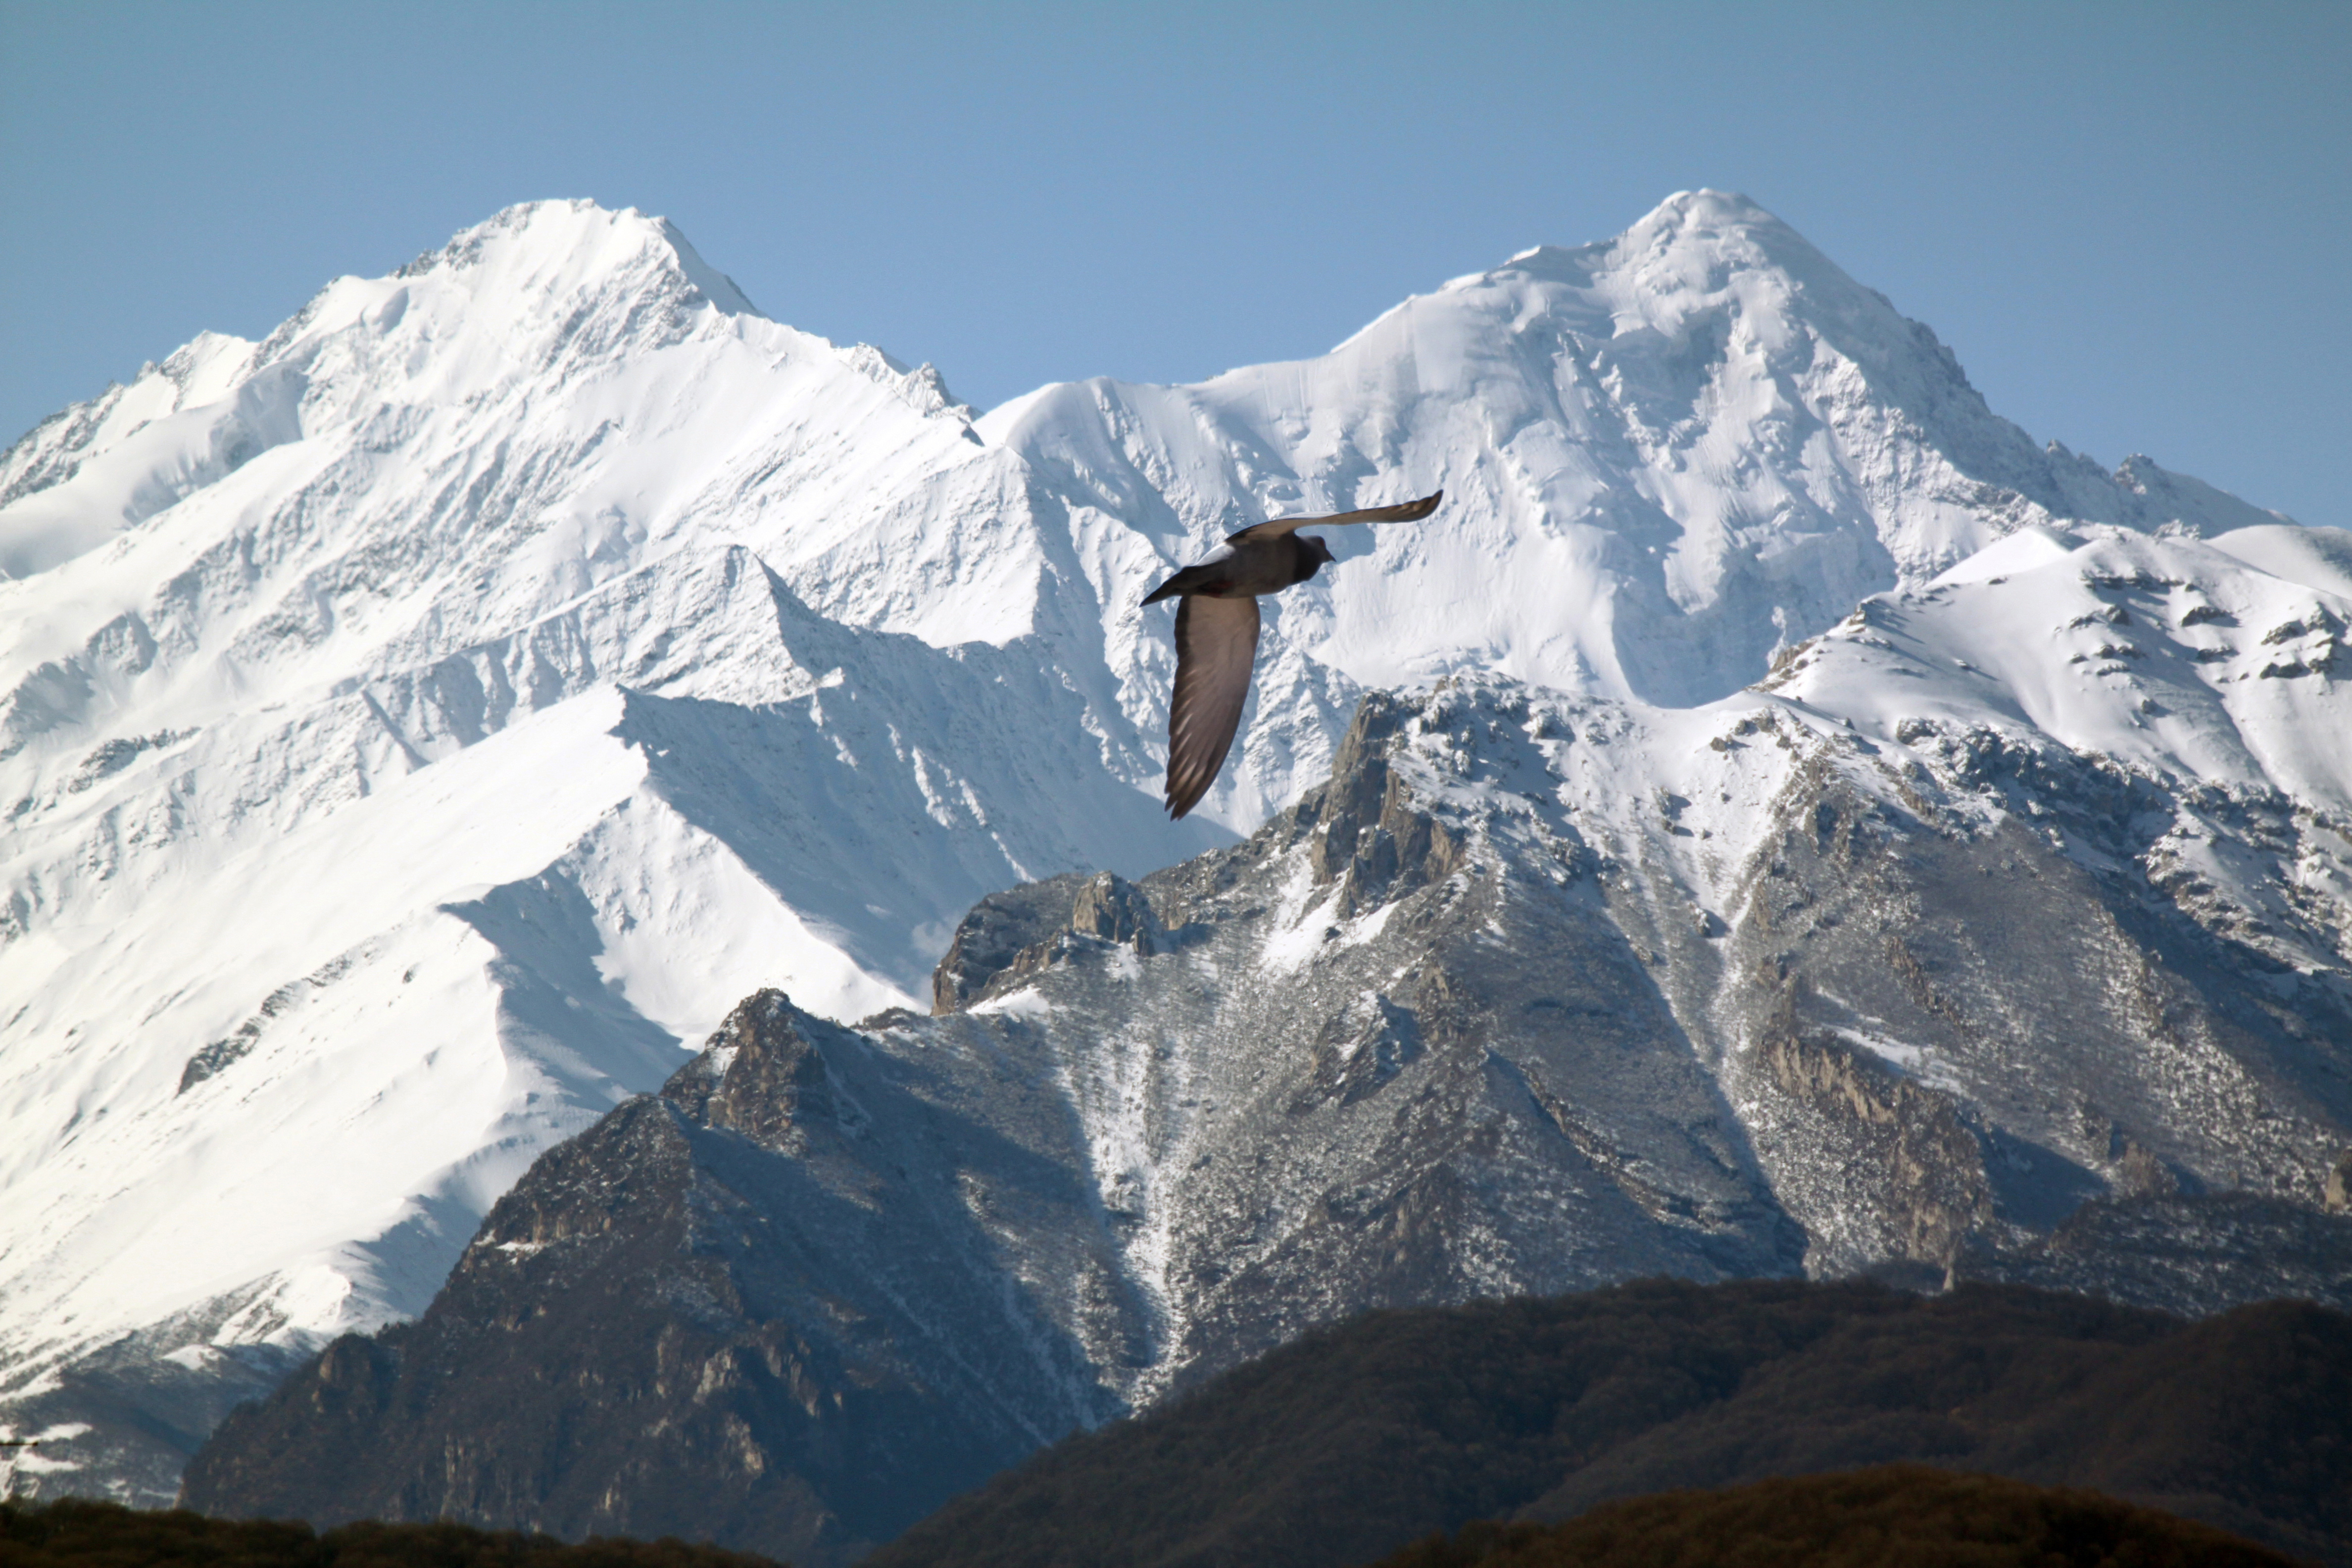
[[1371, 1466, 2306, 1568], [867, 1277, 2352, 1568], [0, 1499, 781, 1568]]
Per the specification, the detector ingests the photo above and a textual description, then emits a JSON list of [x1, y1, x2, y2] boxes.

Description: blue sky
[[4, 0, 2346, 527]]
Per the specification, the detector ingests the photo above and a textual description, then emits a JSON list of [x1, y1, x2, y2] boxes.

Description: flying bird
[[1143, 490, 1444, 818]]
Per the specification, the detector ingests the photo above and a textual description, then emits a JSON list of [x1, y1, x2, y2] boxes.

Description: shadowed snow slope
[[0, 193, 2330, 1503]]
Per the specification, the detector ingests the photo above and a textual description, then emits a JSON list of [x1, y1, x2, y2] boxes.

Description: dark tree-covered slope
[[1518, 1293, 2352, 1564], [0, 1496, 782, 1568], [868, 1278, 2352, 1568], [1372, 1466, 2304, 1568]]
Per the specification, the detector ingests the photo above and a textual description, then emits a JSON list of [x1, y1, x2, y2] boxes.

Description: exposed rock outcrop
[[184, 679, 2352, 1555], [182, 992, 1118, 1567]]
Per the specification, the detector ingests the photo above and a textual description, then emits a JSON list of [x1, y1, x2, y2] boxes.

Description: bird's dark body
[[1141, 535, 1332, 605], [1142, 491, 1442, 819]]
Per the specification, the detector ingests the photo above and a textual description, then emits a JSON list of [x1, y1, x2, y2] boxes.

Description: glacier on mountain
[[0, 191, 2340, 1503]]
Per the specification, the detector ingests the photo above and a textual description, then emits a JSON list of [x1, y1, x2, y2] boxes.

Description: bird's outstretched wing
[[1225, 489, 1443, 544], [1165, 593, 1260, 818]]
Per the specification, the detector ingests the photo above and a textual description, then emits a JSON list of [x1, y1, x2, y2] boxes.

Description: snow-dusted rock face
[[182, 672, 2351, 1560], [0, 192, 2338, 1504]]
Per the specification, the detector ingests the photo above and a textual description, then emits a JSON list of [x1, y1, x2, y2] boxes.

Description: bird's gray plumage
[[1143, 490, 1442, 818]]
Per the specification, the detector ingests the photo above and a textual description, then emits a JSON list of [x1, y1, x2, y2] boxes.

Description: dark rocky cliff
[[182, 993, 1115, 1566]]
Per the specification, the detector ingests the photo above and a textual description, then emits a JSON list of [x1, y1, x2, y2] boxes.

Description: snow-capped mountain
[[0, 192, 2338, 1503], [0, 200, 1225, 1499], [986, 191, 2287, 822]]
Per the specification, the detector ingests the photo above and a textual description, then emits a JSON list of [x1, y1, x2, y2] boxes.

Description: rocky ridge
[[182, 669, 2352, 1556]]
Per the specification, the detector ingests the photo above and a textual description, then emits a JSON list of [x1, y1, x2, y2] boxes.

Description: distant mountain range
[[2, 194, 2347, 1517]]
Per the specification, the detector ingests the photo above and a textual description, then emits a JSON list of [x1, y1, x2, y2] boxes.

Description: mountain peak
[[1492, 190, 1802, 274], [237, 199, 767, 384], [391, 199, 760, 318], [1640, 186, 1779, 230]]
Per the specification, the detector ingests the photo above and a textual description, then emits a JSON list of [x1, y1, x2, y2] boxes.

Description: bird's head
[[1303, 535, 1336, 568]]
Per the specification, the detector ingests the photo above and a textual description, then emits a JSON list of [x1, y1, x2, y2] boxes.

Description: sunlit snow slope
[[0, 201, 1226, 1487], [0, 191, 2326, 1501], [999, 191, 2289, 826]]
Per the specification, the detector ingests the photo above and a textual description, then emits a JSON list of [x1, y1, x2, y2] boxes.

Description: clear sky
[[4, 0, 2346, 527]]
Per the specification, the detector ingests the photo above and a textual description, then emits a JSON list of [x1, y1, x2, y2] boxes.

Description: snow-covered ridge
[[0, 197, 1223, 1485], [987, 191, 2289, 830], [1776, 522, 2352, 819], [0, 192, 2325, 1500]]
